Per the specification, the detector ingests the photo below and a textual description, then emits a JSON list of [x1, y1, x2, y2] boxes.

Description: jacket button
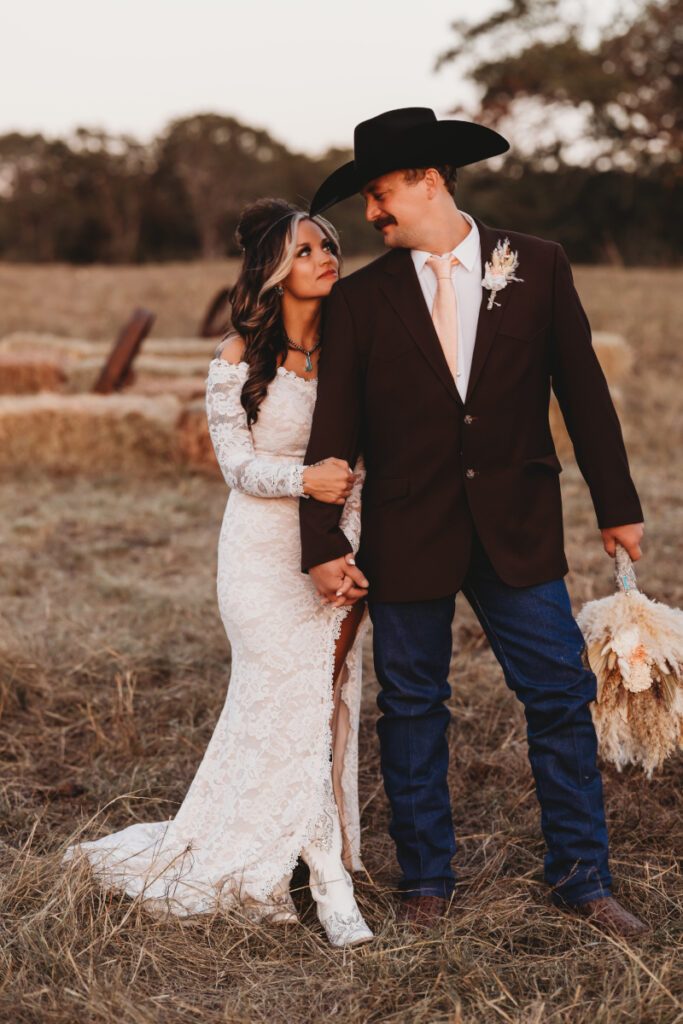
[[466, 468, 477, 479], [464, 414, 474, 425]]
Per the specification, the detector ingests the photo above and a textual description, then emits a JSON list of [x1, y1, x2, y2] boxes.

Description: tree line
[[0, 0, 679, 266]]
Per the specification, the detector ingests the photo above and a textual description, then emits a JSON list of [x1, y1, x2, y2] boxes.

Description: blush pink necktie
[[426, 254, 460, 384]]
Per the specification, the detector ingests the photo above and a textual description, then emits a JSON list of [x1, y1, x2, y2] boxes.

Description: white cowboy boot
[[300, 783, 373, 947]]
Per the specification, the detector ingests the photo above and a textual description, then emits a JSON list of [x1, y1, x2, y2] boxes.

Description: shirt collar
[[411, 211, 480, 276]]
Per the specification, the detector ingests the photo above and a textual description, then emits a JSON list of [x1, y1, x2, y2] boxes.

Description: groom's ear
[[423, 167, 444, 198]]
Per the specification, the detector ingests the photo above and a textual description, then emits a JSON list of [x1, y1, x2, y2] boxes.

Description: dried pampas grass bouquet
[[578, 543, 683, 777]]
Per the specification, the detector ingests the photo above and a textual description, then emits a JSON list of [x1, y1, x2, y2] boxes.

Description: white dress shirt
[[411, 211, 482, 401]]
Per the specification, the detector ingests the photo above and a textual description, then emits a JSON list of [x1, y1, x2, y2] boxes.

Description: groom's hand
[[601, 522, 644, 561], [310, 554, 369, 608]]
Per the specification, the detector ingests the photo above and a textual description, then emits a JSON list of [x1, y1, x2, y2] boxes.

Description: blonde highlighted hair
[[230, 199, 340, 425]]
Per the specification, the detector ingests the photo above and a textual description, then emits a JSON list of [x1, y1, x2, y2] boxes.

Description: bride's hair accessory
[[482, 237, 523, 311]]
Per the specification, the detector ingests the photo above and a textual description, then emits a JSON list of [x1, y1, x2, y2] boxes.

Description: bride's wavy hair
[[230, 198, 341, 426]]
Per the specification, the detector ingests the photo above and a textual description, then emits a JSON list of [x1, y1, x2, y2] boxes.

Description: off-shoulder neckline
[[209, 358, 317, 386]]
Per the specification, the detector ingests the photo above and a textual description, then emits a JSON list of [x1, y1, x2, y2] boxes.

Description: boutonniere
[[482, 237, 523, 310]]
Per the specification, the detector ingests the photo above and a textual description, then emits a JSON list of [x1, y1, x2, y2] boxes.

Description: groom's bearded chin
[[374, 216, 397, 231]]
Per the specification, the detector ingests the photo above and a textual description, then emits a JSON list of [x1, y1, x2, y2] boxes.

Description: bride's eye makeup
[[296, 240, 338, 257]]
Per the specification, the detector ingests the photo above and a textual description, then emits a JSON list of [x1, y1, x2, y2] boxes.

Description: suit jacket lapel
[[380, 248, 462, 406], [466, 219, 512, 402]]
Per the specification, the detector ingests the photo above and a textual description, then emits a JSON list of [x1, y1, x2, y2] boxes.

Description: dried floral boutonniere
[[482, 237, 523, 310]]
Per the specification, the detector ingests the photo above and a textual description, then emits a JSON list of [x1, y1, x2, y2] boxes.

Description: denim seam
[[407, 692, 426, 888], [464, 582, 517, 682]]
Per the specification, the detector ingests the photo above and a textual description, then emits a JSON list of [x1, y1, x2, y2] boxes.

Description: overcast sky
[[4, 0, 629, 155]]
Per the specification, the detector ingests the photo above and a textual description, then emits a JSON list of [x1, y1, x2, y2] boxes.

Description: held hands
[[310, 554, 369, 608], [601, 522, 644, 561], [303, 458, 354, 505]]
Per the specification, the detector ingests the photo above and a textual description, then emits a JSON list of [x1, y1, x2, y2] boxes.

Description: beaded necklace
[[285, 334, 321, 372]]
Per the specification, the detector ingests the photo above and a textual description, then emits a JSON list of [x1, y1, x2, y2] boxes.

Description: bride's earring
[[275, 285, 284, 296]]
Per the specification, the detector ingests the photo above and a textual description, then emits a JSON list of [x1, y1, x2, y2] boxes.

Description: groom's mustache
[[374, 216, 397, 231]]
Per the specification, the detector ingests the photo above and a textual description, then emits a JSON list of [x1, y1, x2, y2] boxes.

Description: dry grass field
[[0, 260, 681, 1024]]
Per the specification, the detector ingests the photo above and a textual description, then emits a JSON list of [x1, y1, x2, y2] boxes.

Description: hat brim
[[310, 120, 509, 216]]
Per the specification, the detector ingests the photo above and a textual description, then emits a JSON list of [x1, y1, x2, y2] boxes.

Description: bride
[[64, 198, 374, 947]]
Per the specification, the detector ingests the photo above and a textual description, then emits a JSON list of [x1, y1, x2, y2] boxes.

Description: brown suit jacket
[[299, 219, 643, 602]]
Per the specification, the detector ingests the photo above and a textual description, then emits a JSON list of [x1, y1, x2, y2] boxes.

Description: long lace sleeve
[[339, 454, 365, 553], [206, 359, 307, 498]]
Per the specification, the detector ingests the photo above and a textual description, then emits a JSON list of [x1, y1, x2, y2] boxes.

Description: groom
[[299, 108, 647, 938]]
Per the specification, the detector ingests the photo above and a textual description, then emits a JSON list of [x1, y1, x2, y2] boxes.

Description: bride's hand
[[310, 554, 369, 606], [303, 458, 354, 504]]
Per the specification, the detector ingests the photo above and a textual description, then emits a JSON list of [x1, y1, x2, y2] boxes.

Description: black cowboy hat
[[310, 107, 509, 216]]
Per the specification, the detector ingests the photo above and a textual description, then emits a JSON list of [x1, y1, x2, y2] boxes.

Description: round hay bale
[[0, 393, 182, 474], [0, 352, 67, 394], [592, 332, 633, 382], [550, 385, 625, 459], [550, 333, 630, 460]]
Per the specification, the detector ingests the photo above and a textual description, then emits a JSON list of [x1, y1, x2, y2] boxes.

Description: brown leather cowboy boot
[[398, 894, 451, 929], [568, 895, 648, 938]]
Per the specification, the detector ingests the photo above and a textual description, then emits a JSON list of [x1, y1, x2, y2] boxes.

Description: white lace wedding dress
[[65, 356, 368, 924]]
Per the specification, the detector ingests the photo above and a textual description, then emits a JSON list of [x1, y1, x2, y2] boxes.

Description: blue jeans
[[369, 534, 612, 907]]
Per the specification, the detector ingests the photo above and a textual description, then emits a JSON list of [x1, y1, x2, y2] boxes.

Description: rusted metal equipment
[[199, 286, 232, 338], [92, 308, 155, 394]]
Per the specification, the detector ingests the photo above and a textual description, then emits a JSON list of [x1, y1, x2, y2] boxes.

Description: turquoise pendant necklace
[[285, 334, 321, 372]]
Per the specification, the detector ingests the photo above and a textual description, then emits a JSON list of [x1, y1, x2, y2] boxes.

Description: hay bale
[[64, 359, 210, 396], [0, 393, 182, 474], [550, 388, 626, 458], [63, 357, 106, 393], [176, 400, 219, 474], [0, 352, 67, 394], [142, 337, 219, 359], [592, 331, 633, 382], [135, 355, 211, 377], [129, 375, 207, 401], [0, 333, 216, 364], [550, 333, 630, 458], [0, 330, 630, 469], [0, 332, 109, 360]]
